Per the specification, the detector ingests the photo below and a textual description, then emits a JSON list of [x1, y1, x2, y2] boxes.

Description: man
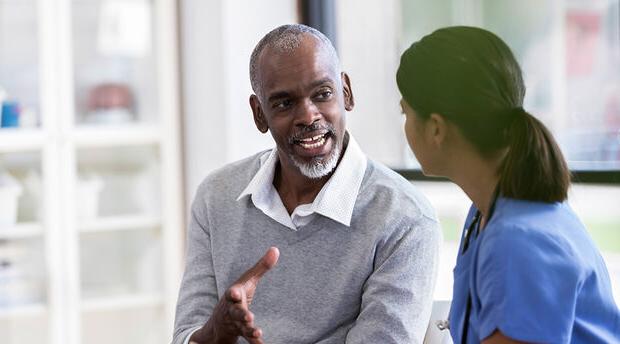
[[173, 24, 441, 344]]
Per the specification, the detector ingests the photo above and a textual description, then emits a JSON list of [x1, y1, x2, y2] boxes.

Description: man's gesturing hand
[[190, 247, 280, 344]]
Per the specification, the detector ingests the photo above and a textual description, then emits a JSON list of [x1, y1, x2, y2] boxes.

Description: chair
[[423, 300, 453, 344]]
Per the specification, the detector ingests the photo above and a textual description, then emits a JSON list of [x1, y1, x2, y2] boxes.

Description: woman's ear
[[427, 113, 448, 148], [250, 94, 269, 133]]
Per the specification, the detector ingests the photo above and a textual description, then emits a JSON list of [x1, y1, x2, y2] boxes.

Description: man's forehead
[[261, 68, 338, 96], [259, 47, 337, 93]]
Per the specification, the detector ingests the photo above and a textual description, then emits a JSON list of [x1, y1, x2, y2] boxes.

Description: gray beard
[[288, 141, 341, 179]]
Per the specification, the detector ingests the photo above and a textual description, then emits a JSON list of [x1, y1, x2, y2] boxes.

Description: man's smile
[[291, 130, 334, 157]]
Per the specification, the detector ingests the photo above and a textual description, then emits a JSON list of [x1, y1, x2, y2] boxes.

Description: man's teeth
[[299, 136, 326, 149], [299, 134, 325, 142]]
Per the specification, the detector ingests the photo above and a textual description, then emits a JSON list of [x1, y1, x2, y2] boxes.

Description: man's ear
[[427, 113, 448, 148], [250, 94, 269, 133], [341, 72, 355, 111]]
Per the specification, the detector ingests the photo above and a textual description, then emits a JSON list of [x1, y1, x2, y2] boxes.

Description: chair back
[[423, 300, 453, 344]]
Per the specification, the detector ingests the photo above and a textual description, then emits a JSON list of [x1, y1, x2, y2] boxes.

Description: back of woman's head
[[397, 26, 570, 203]]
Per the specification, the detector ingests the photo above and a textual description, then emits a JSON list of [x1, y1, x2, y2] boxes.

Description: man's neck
[[274, 164, 331, 214]]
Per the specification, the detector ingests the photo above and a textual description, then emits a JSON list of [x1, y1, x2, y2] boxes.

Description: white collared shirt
[[236, 134, 368, 230]]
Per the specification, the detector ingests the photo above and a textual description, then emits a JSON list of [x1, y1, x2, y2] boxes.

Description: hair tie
[[510, 106, 525, 118], [504, 107, 525, 140]]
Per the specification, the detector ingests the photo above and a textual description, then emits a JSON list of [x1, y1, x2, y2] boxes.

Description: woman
[[396, 26, 619, 343]]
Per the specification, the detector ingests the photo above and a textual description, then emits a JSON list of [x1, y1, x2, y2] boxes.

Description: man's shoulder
[[359, 159, 436, 221]]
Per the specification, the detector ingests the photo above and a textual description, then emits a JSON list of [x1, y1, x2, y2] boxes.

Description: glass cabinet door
[[1, 1, 49, 342], [70, 1, 172, 343], [72, 0, 158, 126], [1, 1, 182, 343]]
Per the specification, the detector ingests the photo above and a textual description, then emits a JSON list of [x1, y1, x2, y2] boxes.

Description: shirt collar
[[237, 148, 277, 205], [237, 132, 367, 227], [310, 134, 367, 226]]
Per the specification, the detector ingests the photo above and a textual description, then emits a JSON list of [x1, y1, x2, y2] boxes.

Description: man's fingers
[[228, 304, 251, 323], [245, 328, 264, 344], [229, 309, 261, 340], [246, 334, 264, 344], [240, 323, 261, 339], [221, 247, 277, 341], [238, 247, 280, 285], [242, 311, 254, 324], [225, 286, 243, 303]]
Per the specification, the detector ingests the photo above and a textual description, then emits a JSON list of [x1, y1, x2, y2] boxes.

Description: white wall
[[180, 0, 297, 206], [336, 0, 409, 167]]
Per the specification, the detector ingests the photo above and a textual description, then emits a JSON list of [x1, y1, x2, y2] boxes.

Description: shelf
[[0, 222, 44, 239], [73, 124, 161, 148], [78, 214, 161, 233], [0, 303, 47, 319], [0, 128, 47, 153], [81, 293, 163, 313]]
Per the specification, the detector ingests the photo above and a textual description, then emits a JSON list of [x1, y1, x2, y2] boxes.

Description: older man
[[173, 24, 441, 344]]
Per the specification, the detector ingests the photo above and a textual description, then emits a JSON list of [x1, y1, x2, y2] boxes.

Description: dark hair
[[396, 26, 570, 202]]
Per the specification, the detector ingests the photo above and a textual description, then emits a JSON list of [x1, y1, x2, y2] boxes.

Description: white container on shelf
[[17, 169, 42, 222], [0, 262, 41, 307], [0, 243, 45, 307], [76, 175, 103, 220], [0, 172, 22, 228]]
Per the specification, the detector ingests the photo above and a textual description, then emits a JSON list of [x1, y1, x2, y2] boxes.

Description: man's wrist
[[190, 321, 236, 344], [189, 324, 213, 344]]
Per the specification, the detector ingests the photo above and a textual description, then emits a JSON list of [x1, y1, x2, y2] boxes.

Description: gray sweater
[[173, 152, 442, 344]]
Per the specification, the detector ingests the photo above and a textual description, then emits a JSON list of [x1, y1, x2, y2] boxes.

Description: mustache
[[288, 123, 336, 143]]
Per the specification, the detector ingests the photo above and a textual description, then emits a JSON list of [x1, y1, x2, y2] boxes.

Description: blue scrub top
[[449, 197, 620, 343]]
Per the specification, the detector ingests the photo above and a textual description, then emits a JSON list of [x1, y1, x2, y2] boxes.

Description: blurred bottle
[[1, 101, 21, 128]]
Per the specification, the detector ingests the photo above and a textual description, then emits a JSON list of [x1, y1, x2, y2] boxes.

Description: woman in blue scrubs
[[396, 26, 620, 343]]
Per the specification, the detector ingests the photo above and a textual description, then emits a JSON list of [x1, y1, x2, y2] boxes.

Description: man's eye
[[316, 90, 333, 100], [273, 99, 292, 109]]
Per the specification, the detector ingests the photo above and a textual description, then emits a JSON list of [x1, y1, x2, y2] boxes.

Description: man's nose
[[294, 99, 321, 126]]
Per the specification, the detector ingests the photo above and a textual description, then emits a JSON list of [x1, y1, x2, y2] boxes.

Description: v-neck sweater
[[173, 151, 442, 344]]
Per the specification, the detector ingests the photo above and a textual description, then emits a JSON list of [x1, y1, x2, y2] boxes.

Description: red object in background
[[566, 11, 601, 76], [87, 83, 133, 111]]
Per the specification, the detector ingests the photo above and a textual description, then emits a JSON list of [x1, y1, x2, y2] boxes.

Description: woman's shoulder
[[490, 197, 583, 237], [482, 197, 594, 271]]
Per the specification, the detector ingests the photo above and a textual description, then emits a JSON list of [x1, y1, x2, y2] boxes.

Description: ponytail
[[499, 109, 571, 203], [396, 26, 572, 203]]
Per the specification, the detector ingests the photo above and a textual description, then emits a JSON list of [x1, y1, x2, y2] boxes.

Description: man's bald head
[[249, 24, 340, 99]]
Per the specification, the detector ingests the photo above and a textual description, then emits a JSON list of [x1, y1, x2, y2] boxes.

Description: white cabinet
[[0, 1, 184, 343]]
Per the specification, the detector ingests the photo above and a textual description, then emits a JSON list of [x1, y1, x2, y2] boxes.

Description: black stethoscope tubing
[[460, 187, 500, 344]]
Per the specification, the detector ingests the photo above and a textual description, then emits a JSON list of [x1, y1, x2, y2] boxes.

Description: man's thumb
[[243, 247, 279, 285]]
